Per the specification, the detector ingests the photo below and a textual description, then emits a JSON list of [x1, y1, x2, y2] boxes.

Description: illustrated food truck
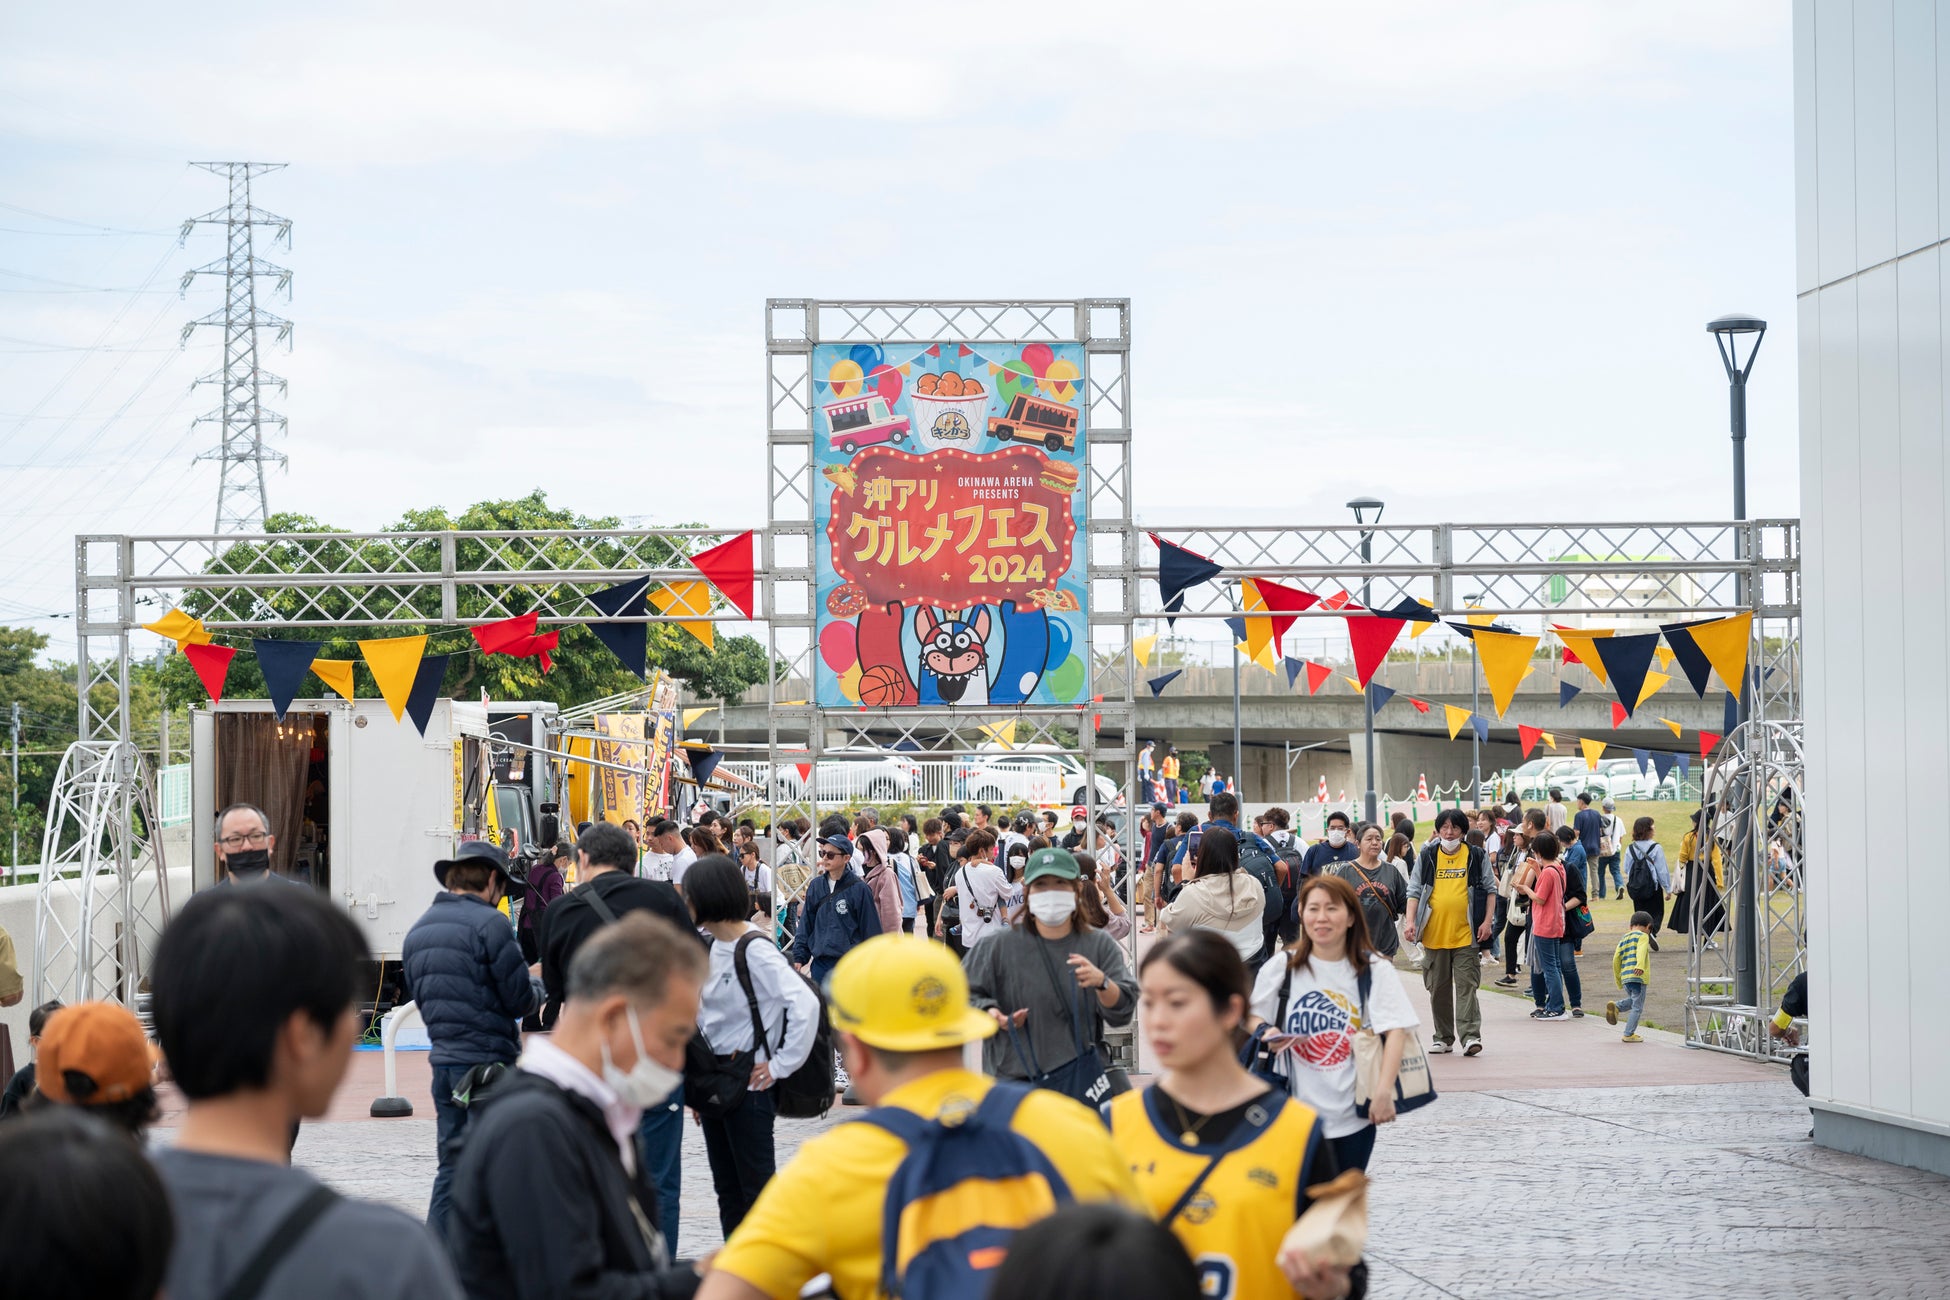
[[823, 394, 911, 455], [987, 393, 1078, 453]]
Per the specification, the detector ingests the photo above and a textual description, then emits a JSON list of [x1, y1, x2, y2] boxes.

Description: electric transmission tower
[[180, 162, 292, 534]]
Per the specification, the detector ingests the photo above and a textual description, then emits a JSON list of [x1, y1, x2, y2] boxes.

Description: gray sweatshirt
[[963, 923, 1137, 1077]]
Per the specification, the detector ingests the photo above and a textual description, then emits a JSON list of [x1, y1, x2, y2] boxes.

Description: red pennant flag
[[1698, 731, 1721, 759], [957, 344, 972, 357], [1320, 589, 1352, 611], [1611, 700, 1629, 728], [1519, 724, 1543, 758], [185, 642, 237, 703], [1408, 697, 1431, 714], [1305, 661, 1332, 694], [689, 531, 756, 619], [795, 763, 812, 783], [1346, 615, 1408, 687], [926, 344, 941, 357], [1245, 576, 1320, 653], [472, 612, 559, 674], [1563, 646, 1583, 666]]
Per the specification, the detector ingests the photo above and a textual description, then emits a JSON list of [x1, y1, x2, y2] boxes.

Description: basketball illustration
[[859, 664, 908, 707]]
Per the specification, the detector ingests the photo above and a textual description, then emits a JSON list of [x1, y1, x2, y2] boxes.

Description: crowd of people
[[0, 777, 1749, 1300]]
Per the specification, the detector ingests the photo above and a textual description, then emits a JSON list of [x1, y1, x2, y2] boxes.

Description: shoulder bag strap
[[1275, 962, 1292, 1034], [580, 879, 620, 926], [217, 1184, 341, 1300], [1031, 933, 1091, 1060], [732, 932, 771, 1060], [1356, 964, 1373, 1027]]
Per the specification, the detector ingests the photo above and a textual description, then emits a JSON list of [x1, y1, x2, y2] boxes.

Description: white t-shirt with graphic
[[1251, 953, 1420, 1138]]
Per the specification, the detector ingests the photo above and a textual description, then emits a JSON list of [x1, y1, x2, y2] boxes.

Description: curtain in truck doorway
[[214, 713, 311, 881]]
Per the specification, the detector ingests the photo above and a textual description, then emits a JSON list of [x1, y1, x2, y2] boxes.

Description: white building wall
[[1797, 0, 1950, 1173]]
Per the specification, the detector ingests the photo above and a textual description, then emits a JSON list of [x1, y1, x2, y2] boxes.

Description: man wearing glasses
[[214, 804, 298, 885], [790, 835, 883, 988]]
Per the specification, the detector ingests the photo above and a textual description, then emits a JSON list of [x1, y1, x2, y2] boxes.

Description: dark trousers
[[701, 1085, 778, 1237], [810, 955, 839, 988], [1629, 889, 1666, 936], [637, 1085, 685, 1259], [1500, 903, 1524, 977], [1330, 1125, 1378, 1173], [427, 1062, 475, 1240]]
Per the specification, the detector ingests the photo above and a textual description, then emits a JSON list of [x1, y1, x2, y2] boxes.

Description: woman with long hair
[[1108, 930, 1364, 1300], [1250, 875, 1416, 1173], [1327, 824, 1408, 959], [856, 828, 903, 936], [1158, 830, 1265, 962]]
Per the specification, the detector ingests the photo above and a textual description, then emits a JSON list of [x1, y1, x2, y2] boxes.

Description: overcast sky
[[0, 2, 1795, 653]]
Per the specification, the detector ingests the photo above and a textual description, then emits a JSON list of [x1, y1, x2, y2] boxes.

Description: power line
[[0, 200, 173, 234]]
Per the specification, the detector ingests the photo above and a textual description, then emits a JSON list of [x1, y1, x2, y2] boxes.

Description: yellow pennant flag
[[1637, 670, 1672, 707], [979, 719, 1017, 749], [311, 659, 356, 701], [1249, 638, 1278, 673], [1658, 717, 1683, 738], [1581, 737, 1607, 770], [682, 706, 714, 728], [1554, 627, 1614, 685], [1540, 731, 1556, 750], [1473, 628, 1540, 718], [1690, 611, 1753, 694], [1240, 580, 1277, 666], [649, 580, 715, 648], [359, 635, 427, 723], [1408, 598, 1438, 638], [141, 608, 213, 649], [1444, 704, 1472, 741], [1655, 645, 1676, 671], [1343, 676, 1363, 692], [1133, 633, 1157, 666]]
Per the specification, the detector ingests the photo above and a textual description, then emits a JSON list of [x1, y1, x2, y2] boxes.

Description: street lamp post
[[1348, 496, 1385, 825], [1708, 314, 1765, 1012], [1465, 591, 1483, 804]]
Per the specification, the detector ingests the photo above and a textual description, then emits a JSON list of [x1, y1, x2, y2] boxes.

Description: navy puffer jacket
[[402, 892, 538, 1066]]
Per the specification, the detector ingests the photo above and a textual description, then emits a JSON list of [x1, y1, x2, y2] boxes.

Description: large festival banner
[[813, 341, 1089, 708]]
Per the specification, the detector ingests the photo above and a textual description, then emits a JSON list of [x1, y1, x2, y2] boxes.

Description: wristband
[[1772, 1009, 1794, 1031]]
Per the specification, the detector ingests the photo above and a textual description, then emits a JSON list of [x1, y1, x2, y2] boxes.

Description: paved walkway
[[152, 973, 1950, 1297]]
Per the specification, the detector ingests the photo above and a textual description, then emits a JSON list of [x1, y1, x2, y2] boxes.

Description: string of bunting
[[140, 532, 757, 733]]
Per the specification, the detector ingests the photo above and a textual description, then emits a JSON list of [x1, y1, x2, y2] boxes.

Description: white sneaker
[[1463, 1039, 1482, 1056], [1427, 1040, 1454, 1054]]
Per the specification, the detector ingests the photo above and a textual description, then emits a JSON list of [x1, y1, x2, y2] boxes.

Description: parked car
[[772, 747, 920, 803], [957, 746, 1122, 808], [1597, 757, 1679, 801], [1497, 756, 1606, 803]]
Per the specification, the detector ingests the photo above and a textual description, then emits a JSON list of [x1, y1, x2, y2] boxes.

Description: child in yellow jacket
[[1607, 914, 1654, 1042]]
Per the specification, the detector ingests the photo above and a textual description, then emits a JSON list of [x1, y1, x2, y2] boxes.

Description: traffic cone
[[1316, 775, 1329, 803], [1416, 772, 1429, 802]]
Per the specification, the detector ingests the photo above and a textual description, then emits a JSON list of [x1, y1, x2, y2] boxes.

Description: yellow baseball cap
[[827, 934, 998, 1052]]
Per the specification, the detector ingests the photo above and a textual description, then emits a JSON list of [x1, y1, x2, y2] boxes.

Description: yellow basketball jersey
[[1107, 1085, 1323, 1299]]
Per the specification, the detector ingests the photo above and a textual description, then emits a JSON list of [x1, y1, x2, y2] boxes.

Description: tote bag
[[1350, 966, 1437, 1119], [1002, 940, 1115, 1108]]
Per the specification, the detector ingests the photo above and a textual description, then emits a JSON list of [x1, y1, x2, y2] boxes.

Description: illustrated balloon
[[1043, 653, 1085, 703], [819, 619, 858, 673], [868, 363, 902, 408], [1040, 358, 1080, 403], [1021, 343, 1055, 379], [827, 359, 863, 399], [838, 663, 864, 703], [849, 343, 884, 373], [1045, 610, 1073, 665], [997, 359, 1035, 405]]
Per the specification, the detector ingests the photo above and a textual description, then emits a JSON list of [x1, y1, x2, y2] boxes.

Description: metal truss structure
[[181, 162, 293, 534]]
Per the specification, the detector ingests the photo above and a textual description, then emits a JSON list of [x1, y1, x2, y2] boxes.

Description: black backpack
[[733, 930, 836, 1120], [1625, 844, 1656, 897]]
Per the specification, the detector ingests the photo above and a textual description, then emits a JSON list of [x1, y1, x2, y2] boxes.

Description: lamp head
[[1708, 314, 1767, 381], [1346, 496, 1385, 524]]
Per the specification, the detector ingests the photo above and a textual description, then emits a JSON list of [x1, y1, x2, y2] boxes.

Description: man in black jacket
[[537, 820, 698, 1259], [401, 839, 540, 1241], [449, 910, 708, 1300]]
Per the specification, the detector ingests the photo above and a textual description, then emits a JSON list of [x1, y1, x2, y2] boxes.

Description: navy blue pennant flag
[[1470, 714, 1490, 744], [1676, 752, 1692, 781], [1369, 684, 1396, 715], [1147, 670, 1184, 697], [689, 746, 722, 787], [1631, 748, 1652, 777], [1283, 656, 1306, 689], [1651, 750, 1678, 784], [587, 576, 650, 679], [1559, 681, 1581, 708], [1153, 535, 1224, 628], [1723, 690, 1740, 735], [404, 654, 451, 737], [1658, 618, 1718, 698], [1224, 617, 1247, 642], [1592, 632, 1660, 719], [254, 638, 323, 720]]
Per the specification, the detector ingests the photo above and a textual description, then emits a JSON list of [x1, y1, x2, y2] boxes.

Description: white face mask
[[1027, 891, 1078, 925], [1440, 833, 1463, 849], [601, 1004, 682, 1109], [1327, 828, 1347, 847]]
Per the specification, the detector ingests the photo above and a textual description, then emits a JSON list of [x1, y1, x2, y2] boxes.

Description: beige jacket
[[1159, 872, 1265, 959]]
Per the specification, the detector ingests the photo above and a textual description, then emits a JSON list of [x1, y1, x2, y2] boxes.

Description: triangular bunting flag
[[1320, 589, 1353, 611], [690, 746, 723, 786], [311, 659, 356, 701], [689, 530, 756, 619], [649, 580, 715, 648], [1444, 704, 1471, 741], [1592, 632, 1660, 718], [1242, 576, 1319, 657], [587, 576, 650, 679], [1651, 750, 1678, 783], [184, 642, 236, 704], [1283, 657, 1305, 689], [1723, 691, 1740, 735], [1519, 724, 1543, 758], [1631, 748, 1652, 776], [1133, 634, 1158, 666], [1637, 670, 1672, 707], [1407, 697, 1431, 714], [1346, 614, 1407, 687], [1559, 681, 1581, 708], [1581, 737, 1607, 769], [142, 608, 213, 649], [1541, 731, 1556, 750], [979, 719, 1018, 748], [1471, 715, 1490, 743], [683, 706, 714, 728], [1152, 535, 1224, 627], [1368, 684, 1396, 715], [1611, 701, 1629, 728], [1403, 597, 1438, 638], [1305, 661, 1332, 694], [1248, 638, 1278, 673], [1658, 617, 1719, 698], [1655, 645, 1675, 671], [1553, 626, 1615, 684], [1690, 612, 1753, 695], [471, 612, 558, 674], [1676, 753, 1692, 780], [1698, 730, 1722, 759], [1471, 627, 1540, 718], [1147, 670, 1184, 697], [254, 639, 322, 720], [1659, 717, 1683, 738], [1223, 617, 1247, 642], [404, 654, 450, 736], [359, 635, 428, 723], [1343, 676, 1363, 691]]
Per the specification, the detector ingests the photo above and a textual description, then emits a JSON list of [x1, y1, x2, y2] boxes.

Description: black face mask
[[224, 848, 271, 875]]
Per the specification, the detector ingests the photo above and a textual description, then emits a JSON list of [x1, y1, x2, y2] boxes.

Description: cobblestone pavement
[[275, 1077, 1950, 1298]]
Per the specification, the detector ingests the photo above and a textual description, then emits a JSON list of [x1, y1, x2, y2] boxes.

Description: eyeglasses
[[219, 831, 270, 849], [818, 850, 845, 859]]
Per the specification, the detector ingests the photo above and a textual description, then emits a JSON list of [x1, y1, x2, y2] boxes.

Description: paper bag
[[1280, 1169, 1369, 1268]]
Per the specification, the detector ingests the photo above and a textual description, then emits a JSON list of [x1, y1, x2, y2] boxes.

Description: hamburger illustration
[[1038, 457, 1080, 495]]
